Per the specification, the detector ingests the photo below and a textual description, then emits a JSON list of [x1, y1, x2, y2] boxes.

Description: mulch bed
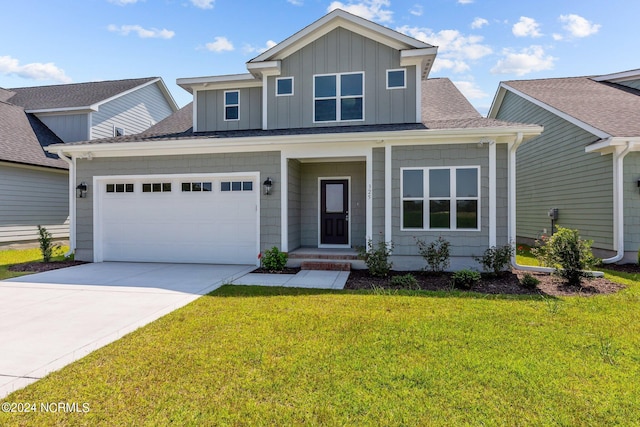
[[8, 261, 87, 273], [251, 267, 301, 275], [600, 263, 640, 274], [345, 269, 625, 297]]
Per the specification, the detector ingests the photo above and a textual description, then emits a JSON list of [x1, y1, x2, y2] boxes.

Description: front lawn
[[1, 276, 639, 426], [0, 247, 70, 280]]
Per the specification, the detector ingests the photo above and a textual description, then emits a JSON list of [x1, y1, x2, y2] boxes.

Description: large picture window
[[401, 167, 480, 230], [313, 72, 364, 122]]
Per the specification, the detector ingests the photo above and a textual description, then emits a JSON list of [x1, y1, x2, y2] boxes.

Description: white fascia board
[[177, 74, 261, 92], [487, 85, 506, 119], [491, 83, 611, 140], [27, 106, 96, 114], [592, 69, 640, 82], [249, 9, 431, 63], [246, 61, 281, 79], [400, 47, 438, 59], [47, 125, 543, 158], [0, 160, 68, 174], [586, 137, 640, 154]]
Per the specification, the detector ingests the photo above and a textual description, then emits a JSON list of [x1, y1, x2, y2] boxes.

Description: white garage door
[[96, 174, 259, 265]]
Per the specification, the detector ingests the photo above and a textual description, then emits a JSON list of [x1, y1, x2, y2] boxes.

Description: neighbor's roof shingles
[[503, 77, 640, 138], [7, 77, 158, 111]]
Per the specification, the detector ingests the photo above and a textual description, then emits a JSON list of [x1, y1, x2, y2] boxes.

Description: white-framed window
[[221, 181, 253, 192], [276, 77, 294, 96], [182, 182, 212, 192], [224, 90, 239, 121], [313, 72, 364, 123], [142, 183, 172, 193], [114, 126, 125, 137], [106, 183, 134, 193], [386, 69, 406, 89], [401, 166, 480, 231]]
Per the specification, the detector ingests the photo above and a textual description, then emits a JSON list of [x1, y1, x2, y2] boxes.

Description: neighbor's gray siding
[[0, 163, 69, 243], [372, 147, 385, 240], [196, 87, 262, 132], [37, 113, 89, 143], [624, 152, 640, 252], [288, 159, 302, 251], [74, 152, 280, 261], [299, 162, 366, 247], [92, 83, 174, 139], [617, 79, 640, 90], [392, 144, 496, 257], [266, 27, 417, 129], [495, 91, 614, 250]]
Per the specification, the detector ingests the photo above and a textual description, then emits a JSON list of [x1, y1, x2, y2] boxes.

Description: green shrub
[[261, 246, 288, 271], [37, 225, 59, 263], [390, 273, 419, 290], [451, 269, 481, 289], [416, 236, 450, 273], [531, 226, 599, 286], [520, 273, 540, 289], [475, 245, 514, 275], [358, 239, 393, 277], [637, 248, 640, 266]]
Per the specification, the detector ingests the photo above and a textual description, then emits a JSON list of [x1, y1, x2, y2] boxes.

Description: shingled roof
[[498, 76, 640, 138], [0, 101, 67, 169], [7, 77, 159, 111]]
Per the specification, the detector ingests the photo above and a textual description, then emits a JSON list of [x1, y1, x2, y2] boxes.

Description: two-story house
[[47, 10, 542, 270], [0, 77, 178, 244]]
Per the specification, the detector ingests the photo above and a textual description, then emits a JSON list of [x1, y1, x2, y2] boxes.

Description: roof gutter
[[56, 150, 75, 258], [507, 132, 604, 276], [603, 140, 635, 264]]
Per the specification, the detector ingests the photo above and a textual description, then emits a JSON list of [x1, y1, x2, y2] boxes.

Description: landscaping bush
[[358, 239, 393, 277], [475, 245, 514, 275], [416, 236, 450, 273], [520, 273, 540, 289], [37, 225, 59, 263], [390, 273, 419, 290], [531, 226, 599, 286], [261, 246, 288, 271], [451, 269, 481, 289]]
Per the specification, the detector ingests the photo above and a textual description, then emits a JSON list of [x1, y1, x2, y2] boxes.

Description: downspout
[[602, 141, 634, 264], [57, 150, 75, 258]]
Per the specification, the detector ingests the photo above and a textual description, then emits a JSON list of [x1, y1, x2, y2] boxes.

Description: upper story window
[[313, 72, 364, 123], [401, 167, 480, 231], [114, 126, 125, 137], [224, 90, 239, 121], [387, 69, 406, 89], [276, 77, 294, 96]]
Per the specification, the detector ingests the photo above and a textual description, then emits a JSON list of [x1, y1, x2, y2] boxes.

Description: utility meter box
[[548, 208, 559, 221]]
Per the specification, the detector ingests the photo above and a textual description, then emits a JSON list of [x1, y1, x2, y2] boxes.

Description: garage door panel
[[99, 175, 258, 265]]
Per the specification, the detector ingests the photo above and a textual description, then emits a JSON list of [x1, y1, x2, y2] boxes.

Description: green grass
[[1, 276, 640, 426], [0, 246, 70, 280]]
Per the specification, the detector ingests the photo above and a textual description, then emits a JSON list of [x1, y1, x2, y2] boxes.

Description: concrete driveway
[[0, 262, 253, 398]]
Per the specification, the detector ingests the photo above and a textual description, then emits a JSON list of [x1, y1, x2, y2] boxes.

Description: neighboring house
[[47, 10, 542, 269], [489, 69, 640, 263], [0, 78, 178, 244]]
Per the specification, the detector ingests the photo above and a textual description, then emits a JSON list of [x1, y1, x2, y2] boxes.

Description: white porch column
[[280, 154, 288, 252], [385, 144, 392, 243], [366, 148, 373, 242], [489, 140, 496, 247]]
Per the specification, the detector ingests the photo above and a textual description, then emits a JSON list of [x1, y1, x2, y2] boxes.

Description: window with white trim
[[114, 126, 125, 137], [276, 77, 294, 96], [386, 69, 406, 89], [224, 90, 239, 121], [221, 181, 253, 192], [106, 183, 134, 193], [142, 183, 172, 193], [182, 182, 212, 192], [313, 72, 364, 122], [401, 167, 480, 230]]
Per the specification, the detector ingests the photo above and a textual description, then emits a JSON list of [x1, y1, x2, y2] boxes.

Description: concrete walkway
[[0, 262, 253, 398], [232, 269, 349, 289]]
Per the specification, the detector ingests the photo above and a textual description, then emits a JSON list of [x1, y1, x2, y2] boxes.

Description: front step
[[300, 261, 351, 271]]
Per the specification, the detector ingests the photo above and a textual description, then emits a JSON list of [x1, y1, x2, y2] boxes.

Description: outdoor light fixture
[[76, 182, 88, 198], [637, 179, 640, 194], [263, 177, 273, 195]]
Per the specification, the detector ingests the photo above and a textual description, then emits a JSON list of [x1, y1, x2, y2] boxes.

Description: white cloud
[[243, 40, 277, 55], [108, 0, 140, 5], [191, 0, 214, 9], [327, 0, 393, 23], [206, 36, 234, 52], [458, 0, 473, 4], [0, 55, 72, 83], [398, 25, 492, 74], [491, 45, 555, 76], [287, 0, 303, 4], [512, 16, 542, 38], [559, 14, 600, 38], [552, 33, 563, 41], [108, 24, 175, 39], [471, 17, 488, 29], [409, 4, 423, 16], [453, 80, 488, 100]]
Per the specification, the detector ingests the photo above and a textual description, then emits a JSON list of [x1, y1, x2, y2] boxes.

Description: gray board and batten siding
[[38, 114, 89, 143], [267, 27, 417, 129], [0, 164, 69, 243], [623, 152, 640, 252], [73, 152, 281, 262], [617, 79, 640, 91], [494, 90, 614, 250], [196, 87, 262, 132], [91, 83, 176, 139]]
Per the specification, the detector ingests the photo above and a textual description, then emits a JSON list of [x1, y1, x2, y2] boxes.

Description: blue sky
[[1, 0, 637, 115]]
